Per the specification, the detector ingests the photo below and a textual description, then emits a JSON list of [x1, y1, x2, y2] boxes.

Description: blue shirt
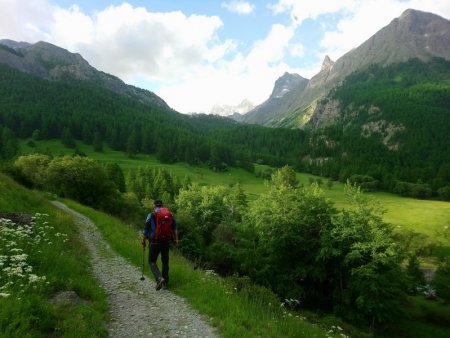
[[143, 207, 178, 241]]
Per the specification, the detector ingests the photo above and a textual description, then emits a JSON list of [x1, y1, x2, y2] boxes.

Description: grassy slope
[[62, 198, 351, 338], [0, 173, 108, 337]]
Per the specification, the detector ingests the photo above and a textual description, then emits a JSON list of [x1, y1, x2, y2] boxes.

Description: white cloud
[[4, 0, 449, 114], [60, 4, 227, 83], [221, 1, 255, 15], [270, 0, 450, 60], [0, 0, 55, 42], [289, 42, 304, 57], [270, 0, 357, 26], [158, 22, 296, 113]]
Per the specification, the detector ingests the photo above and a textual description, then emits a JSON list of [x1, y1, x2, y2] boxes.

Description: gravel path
[[51, 201, 218, 338]]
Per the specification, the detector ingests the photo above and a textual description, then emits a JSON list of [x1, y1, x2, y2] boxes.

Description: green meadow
[[20, 139, 450, 246], [0, 174, 109, 337]]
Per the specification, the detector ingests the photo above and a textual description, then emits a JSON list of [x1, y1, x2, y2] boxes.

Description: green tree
[[46, 156, 116, 207], [1, 127, 19, 159], [93, 131, 103, 152], [61, 127, 76, 148], [248, 183, 335, 301], [319, 184, 408, 327], [14, 154, 52, 189], [406, 254, 426, 293], [270, 165, 298, 189], [126, 131, 138, 158], [432, 258, 450, 302], [105, 163, 126, 193]]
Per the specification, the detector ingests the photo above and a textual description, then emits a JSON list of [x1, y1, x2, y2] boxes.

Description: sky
[[1, 0, 450, 114]]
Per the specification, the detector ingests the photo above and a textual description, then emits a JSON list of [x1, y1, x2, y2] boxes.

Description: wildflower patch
[[0, 213, 67, 297]]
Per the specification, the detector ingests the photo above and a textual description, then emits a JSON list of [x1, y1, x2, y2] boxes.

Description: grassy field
[[20, 139, 450, 243], [0, 173, 108, 337]]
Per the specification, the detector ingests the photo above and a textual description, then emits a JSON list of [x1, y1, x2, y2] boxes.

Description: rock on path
[[51, 201, 218, 338]]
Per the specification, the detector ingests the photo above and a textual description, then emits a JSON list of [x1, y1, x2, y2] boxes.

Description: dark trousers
[[149, 241, 170, 283]]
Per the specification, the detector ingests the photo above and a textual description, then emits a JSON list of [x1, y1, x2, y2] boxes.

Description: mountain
[[244, 9, 450, 127], [242, 72, 308, 126], [0, 45, 310, 173], [210, 99, 255, 117], [0, 39, 169, 109]]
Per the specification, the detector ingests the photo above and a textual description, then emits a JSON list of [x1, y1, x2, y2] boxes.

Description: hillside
[[0, 39, 169, 109], [304, 57, 450, 199], [243, 9, 450, 128], [0, 61, 308, 170]]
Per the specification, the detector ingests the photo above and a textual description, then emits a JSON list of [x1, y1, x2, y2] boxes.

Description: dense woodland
[[306, 58, 450, 200], [0, 58, 450, 201], [0, 63, 306, 171]]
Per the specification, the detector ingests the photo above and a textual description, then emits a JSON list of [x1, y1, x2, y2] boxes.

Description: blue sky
[[1, 0, 450, 114]]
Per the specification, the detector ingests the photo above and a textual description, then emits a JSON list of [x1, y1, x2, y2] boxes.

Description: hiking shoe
[[156, 277, 165, 291]]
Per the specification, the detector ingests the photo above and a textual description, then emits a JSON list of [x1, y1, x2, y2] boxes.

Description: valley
[[19, 138, 450, 245], [1, 5, 450, 337]]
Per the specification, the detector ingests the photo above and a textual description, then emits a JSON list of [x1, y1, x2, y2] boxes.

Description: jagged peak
[[321, 55, 334, 71]]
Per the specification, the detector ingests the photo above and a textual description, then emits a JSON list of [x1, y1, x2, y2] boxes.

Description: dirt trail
[[51, 201, 218, 338]]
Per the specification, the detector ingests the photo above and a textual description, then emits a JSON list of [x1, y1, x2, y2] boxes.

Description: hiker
[[142, 199, 179, 290]]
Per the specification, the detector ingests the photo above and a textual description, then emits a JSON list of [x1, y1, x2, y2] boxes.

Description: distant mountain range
[[240, 9, 450, 128], [210, 99, 255, 118], [0, 39, 170, 109]]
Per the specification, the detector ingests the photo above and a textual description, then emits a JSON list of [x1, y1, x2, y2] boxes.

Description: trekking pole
[[140, 244, 145, 281]]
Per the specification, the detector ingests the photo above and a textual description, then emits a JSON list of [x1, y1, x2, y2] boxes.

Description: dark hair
[[154, 199, 163, 207]]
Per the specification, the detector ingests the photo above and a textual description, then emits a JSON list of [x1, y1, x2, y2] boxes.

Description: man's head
[[154, 199, 163, 208]]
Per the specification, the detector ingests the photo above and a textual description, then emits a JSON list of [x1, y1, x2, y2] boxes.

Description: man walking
[[142, 199, 178, 290]]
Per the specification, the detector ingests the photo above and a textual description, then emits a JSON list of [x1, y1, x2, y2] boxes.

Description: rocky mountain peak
[[320, 55, 334, 72], [271, 72, 308, 99], [210, 99, 255, 116], [242, 8, 450, 128]]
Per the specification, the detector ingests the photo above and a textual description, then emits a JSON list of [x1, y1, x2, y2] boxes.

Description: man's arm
[[142, 213, 153, 247], [172, 216, 179, 247]]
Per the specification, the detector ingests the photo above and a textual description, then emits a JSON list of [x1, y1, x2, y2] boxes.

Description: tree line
[[0, 64, 306, 172]]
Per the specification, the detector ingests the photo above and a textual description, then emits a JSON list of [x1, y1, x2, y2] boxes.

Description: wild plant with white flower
[[0, 213, 66, 298]]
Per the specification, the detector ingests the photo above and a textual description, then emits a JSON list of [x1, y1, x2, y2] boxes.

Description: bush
[[46, 156, 117, 208], [14, 154, 52, 189], [393, 181, 432, 199], [348, 174, 380, 191], [432, 259, 450, 302]]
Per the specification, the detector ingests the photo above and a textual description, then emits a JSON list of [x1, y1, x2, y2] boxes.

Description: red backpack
[[153, 207, 174, 241]]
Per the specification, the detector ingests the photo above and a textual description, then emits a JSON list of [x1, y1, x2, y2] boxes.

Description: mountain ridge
[[0, 39, 170, 110], [242, 8, 450, 127]]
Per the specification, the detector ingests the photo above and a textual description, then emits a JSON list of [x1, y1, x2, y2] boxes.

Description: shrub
[[432, 259, 450, 302]]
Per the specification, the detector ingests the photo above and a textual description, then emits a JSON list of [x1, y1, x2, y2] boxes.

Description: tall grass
[[0, 174, 108, 337]]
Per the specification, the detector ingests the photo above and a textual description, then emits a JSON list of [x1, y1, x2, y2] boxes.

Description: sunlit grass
[[19, 139, 450, 242], [0, 173, 108, 337]]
